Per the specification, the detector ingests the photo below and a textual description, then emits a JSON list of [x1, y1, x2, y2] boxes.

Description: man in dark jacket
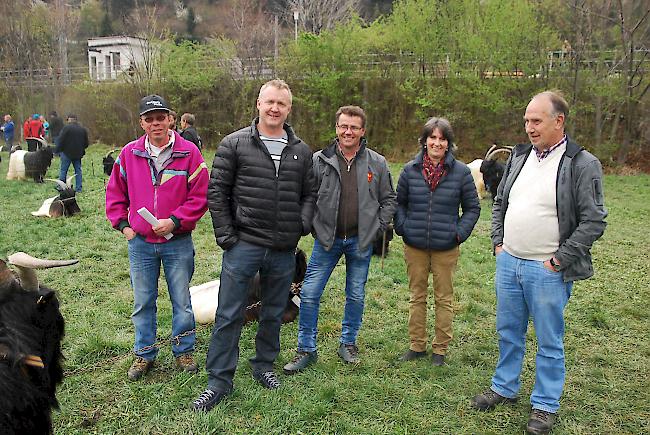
[[471, 91, 607, 435], [47, 111, 64, 143], [179, 113, 202, 150], [55, 114, 89, 193], [283, 105, 397, 373], [192, 79, 315, 412]]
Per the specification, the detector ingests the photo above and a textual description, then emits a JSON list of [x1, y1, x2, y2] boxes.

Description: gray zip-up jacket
[[312, 139, 397, 252], [492, 138, 607, 282]]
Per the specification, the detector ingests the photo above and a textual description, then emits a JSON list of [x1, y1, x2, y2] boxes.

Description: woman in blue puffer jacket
[[394, 117, 480, 366]]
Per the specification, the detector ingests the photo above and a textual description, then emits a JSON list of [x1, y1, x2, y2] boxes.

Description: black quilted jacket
[[208, 119, 316, 251]]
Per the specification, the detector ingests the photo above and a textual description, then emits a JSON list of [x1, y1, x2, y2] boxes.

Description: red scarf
[[422, 153, 447, 191]]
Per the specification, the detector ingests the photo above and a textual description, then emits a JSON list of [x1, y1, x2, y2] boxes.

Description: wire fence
[[2, 49, 647, 87]]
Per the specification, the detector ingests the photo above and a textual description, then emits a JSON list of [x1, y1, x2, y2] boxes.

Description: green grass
[[0, 146, 648, 434]]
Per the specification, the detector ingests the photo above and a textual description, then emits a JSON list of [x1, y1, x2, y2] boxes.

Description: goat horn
[[484, 144, 498, 160], [0, 259, 16, 288], [66, 174, 76, 188], [8, 252, 79, 269], [486, 148, 513, 160], [8, 252, 78, 291], [45, 178, 68, 191], [105, 148, 120, 158]]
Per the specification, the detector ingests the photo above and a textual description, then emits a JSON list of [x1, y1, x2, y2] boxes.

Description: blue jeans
[[128, 235, 196, 361], [297, 237, 373, 353], [205, 240, 295, 393], [59, 152, 83, 192], [490, 250, 573, 413]]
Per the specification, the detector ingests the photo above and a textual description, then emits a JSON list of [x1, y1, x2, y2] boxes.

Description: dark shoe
[[338, 343, 360, 364], [399, 349, 427, 361], [283, 351, 317, 374], [526, 409, 556, 434], [431, 353, 445, 366], [471, 388, 517, 410], [127, 357, 154, 381], [191, 389, 229, 412], [176, 353, 198, 373], [252, 370, 281, 389]]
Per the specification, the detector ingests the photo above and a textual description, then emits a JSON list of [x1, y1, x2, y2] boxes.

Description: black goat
[[190, 248, 308, 325], [102, 149, 120, 176], [480, 159, 506, 201], [477, 144, 512, 202], [0, 253, 78, 435], [6, 146, 54, 183], [32, 178, 81, 218], [244, 248, 308, 324]]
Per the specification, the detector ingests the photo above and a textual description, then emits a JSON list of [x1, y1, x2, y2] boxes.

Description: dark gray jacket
[[312, 139, 397, 252], [492, 138, 607, 281]]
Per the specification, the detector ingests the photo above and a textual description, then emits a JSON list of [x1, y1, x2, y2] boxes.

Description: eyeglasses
[[336, 124, 363, 132], [142, 114, 168, 123]]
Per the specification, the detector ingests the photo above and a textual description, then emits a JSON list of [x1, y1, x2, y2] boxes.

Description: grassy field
[[0, 144, 648, 434]]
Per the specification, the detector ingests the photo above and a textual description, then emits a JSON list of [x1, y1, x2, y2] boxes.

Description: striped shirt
[[535, 135, 566, 161], [260, 133, 288, 176]]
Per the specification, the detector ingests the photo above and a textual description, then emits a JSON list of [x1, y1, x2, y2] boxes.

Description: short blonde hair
[[259, 79, 293, 104]]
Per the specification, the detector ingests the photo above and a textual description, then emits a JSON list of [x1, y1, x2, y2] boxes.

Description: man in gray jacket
[[284, 105, 396, 373], [471, 91, 607, 435]]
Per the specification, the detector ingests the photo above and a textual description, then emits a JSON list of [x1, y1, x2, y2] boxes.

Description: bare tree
[[124, 6, 165, 93], [615, 0, 650, 163], [228, 0, 276, 78], [286, 0, 361, 35]]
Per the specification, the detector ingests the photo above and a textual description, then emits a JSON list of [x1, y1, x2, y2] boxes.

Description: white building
[[87, 36, 148, 81]]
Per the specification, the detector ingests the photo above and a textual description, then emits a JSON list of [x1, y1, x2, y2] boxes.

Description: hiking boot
[[526, 409, 557, 434], [338, 343, 360, 364], [191, 388, 229, 412], [252, 370, 281, 389], [399, 349, 427, 361], [127, 357, 154, 381], [176, 353, 198, 374], [283, 351, 317, 374], [431, 353, 445, 366], [471, 388, 517, 410]]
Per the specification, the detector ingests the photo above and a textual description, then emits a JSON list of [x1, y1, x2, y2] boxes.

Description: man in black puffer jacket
[[192, 79, 315, 413]]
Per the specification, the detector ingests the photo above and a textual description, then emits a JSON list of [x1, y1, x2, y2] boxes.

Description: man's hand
[[495, 244, 503, 255], [122, 227, 137, 240], [153, 218, 175, 237], [544, 257, 560, 273]]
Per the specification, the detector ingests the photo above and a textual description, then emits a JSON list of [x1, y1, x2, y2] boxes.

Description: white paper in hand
[[137, 207, 173, 240]]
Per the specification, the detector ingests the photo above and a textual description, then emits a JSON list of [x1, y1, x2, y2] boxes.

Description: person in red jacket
[[25, 114, 45, 151]]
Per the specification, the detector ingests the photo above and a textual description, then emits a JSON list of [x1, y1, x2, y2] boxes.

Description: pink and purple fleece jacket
[[106, 131, 208, 243]]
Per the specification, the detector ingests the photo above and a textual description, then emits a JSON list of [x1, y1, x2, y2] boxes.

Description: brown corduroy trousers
[[404, 244, 460, 356]]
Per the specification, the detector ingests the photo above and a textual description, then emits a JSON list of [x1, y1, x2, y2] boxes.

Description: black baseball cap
[[139, 95, 171, 116]]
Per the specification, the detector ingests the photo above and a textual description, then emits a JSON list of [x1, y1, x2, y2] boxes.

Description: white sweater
[[503, 144, 566, 261]]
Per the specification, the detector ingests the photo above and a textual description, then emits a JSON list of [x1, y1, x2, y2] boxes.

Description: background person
[[2, 114, 14, 152], [192, 79, 315, 412], [48, 111, 64, 143], [106, 94, 209, 381], [283, 105, 396, 374], [394, 117, 480, 366], [471, 91, 607, 435], [55, 114, 89, 193], [25, 114, 44, 151], [180, 112, 202, 150]]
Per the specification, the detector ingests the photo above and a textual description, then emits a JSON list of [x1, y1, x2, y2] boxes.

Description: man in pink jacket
[[106, 95, 209, 381]]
